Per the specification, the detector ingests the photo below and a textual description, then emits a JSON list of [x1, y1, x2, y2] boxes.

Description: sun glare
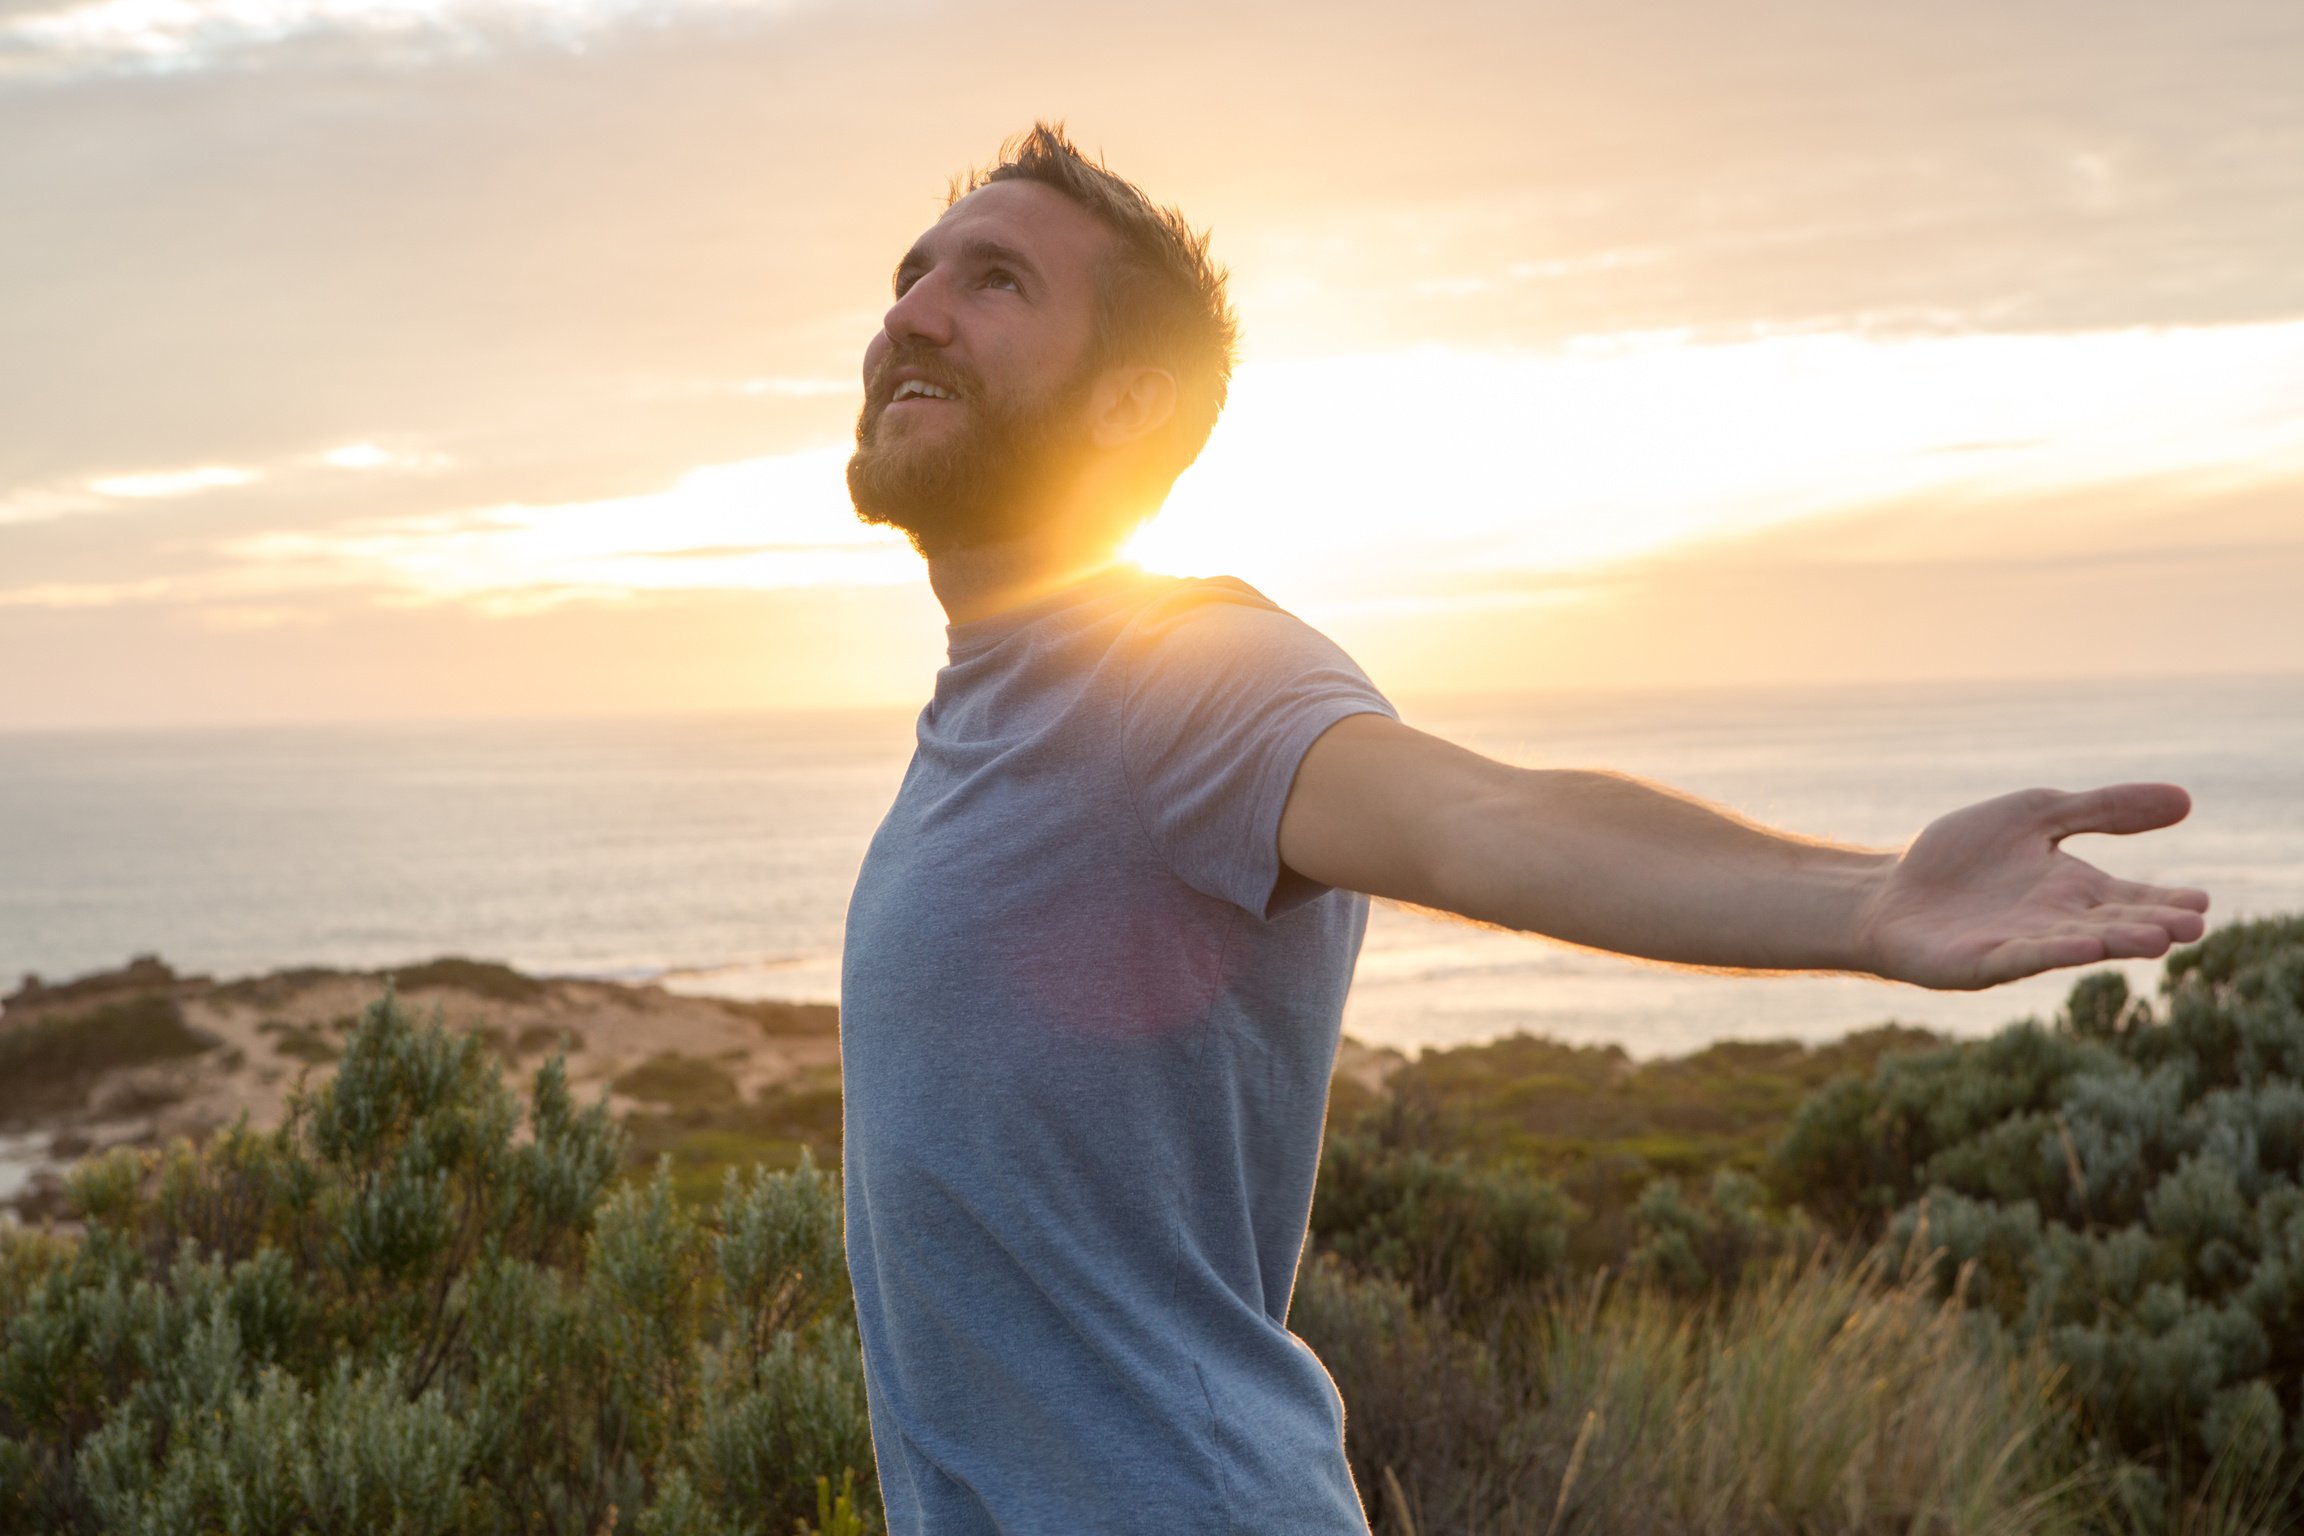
[[1131, 324, 2304, 600]]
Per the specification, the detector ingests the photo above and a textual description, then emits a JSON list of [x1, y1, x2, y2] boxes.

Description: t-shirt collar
[[943, 562, 1151, 661]]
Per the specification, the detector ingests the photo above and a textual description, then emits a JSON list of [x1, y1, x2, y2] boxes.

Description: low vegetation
[[254, 1017, 342, 1066], [0, 992, 877, 1536], [1302, 915, 2304, 1534], [1294, 1246, 2091, 1535], [613, 1052, 745, 1111], [385, 957, 550, 1005], [1365, 1023, 1940, 1272], [8, 918, 2304, 1534], [1767, 915, 2304, 1530], [0, 994, 214, 1125], [719, 1000, 843, 1040]]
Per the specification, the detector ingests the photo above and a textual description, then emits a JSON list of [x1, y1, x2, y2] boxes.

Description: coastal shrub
[[1309, 1125, 1575, 1324], [1392, 1025, 1943, 1168], [0, 994, 214, 1125], [386, 957, 549, 1004], [515, 1023, 583, 1057], [613, 1053, 743, 1112], [1626, 1167, 1782, 1295], [1772, 915, 2304, 1532], [0, 988, 879, 1536], [1289, 1251, 1542, 1534], [3, 957, 181, 1013], [256, 1018, 341, 1066], [622, 1075, 849, 1207], [720, 1000, 842, 1040], [1352, 1024, 1937, 1276]]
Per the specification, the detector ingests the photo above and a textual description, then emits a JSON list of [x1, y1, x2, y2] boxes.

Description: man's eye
[[982, 269, 1021, 292]]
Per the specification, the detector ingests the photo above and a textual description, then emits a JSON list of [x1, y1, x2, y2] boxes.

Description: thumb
[[2043, 783, 2192, 841]]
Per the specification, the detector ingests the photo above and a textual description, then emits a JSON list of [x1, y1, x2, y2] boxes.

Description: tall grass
[[1539, 1252, 2086, 1535], [1301, 1248, 2095, 1535]]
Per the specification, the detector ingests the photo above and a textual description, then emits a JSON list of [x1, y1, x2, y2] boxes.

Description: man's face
[[847, 180, 1111, 557]]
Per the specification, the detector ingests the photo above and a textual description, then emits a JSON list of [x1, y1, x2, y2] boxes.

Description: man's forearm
[[1279, 714, 2204, 991], [1424, 768, 1895, 973]]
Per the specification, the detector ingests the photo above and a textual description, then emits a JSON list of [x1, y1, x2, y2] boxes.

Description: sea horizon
[[6, 662, 2301, 739], [6, 668, 2300, 1059]]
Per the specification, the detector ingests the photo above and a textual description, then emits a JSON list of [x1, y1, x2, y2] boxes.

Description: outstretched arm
[[1276, 714, 2210, 990]]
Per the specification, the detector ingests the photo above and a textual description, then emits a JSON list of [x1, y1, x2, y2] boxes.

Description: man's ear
[[1088, 366, 1178, 450]]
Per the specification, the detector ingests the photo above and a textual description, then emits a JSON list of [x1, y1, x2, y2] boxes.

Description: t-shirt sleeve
[[1119, 584, 1396, 919]]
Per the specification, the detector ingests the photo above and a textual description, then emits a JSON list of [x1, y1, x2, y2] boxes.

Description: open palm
[[1857, 784, 2211, 991]]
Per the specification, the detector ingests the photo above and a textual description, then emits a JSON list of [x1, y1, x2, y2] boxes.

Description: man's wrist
[[1834, 850, 1902, 979]]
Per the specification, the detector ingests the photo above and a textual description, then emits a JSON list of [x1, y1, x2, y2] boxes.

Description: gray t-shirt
[[841, 566, 1394, 1535]]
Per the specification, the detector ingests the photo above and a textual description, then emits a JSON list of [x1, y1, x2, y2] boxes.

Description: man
[[837, 124, 2210, 1536]]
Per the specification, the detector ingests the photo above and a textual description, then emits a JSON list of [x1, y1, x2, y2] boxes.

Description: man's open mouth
[[890, 378, 959, 404]]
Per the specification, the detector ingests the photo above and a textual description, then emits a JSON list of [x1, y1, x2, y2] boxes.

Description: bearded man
[[837, 124, 2210, 1536]]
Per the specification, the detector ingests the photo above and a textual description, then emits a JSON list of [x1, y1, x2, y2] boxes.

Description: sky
[[3, 0, 2301, 727]]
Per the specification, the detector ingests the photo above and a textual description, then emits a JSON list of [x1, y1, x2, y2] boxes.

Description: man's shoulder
[[1118, 573, 1371, 706], [1127, 573, 1300, 640]]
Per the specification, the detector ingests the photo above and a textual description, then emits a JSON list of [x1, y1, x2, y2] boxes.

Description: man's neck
[[926, 528, 1134, 627]]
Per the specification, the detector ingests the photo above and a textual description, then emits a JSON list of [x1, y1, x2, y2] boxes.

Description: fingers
[[2086, 901, 2210, 944], [2042, 783, 2192, 841], [2104, 877, 2212, 913], [2091, 921, 2187, 960], [1981, 933, 2111, 987], [1979, 905, 2206, 986]]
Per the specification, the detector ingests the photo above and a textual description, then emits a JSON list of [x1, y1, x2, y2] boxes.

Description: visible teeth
[[892, 379, 955, 402]]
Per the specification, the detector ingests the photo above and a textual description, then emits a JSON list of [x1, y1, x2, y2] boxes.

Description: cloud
[[0, 442, 903, 616], [0, 581, 949, 726], [0, 464, 263, 526], [734, 378, 855, 399], [1315, 461, 2304, 698], [218, 446, 909, 601], [0, 0, 821, 79], [87, 463, 259, 498], [0, 576, 176, 608], [0, 485, 104, 525], [0, 439, 446, 529], [319, 442, 393, 469]]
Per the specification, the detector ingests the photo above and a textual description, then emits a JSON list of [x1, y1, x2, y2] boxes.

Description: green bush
[[0, 988, 878, 1536], [1772, 915, 2304, 1532], [385, 958, 549, 1004], [1352, 1025, 1935, 1276], [1626, 1167, 1782, 1295], [1309, 1122, 1575, 1325], [613, 1053, 743, 1112], [1288, 1252, 1542, 1534], [0, 994, 214, 1124]]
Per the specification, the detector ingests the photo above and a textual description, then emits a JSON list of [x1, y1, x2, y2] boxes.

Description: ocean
[[3, 673, 2299, 1058]]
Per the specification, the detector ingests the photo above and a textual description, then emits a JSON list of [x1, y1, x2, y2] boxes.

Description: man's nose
[[881, 273, 954, 349]]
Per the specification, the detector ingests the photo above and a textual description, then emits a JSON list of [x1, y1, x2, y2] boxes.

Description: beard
[[846, 348, 1096, 559]]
